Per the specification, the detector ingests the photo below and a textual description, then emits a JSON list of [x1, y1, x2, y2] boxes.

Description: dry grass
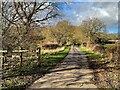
[[2, 46, 70, 90], [82, 44, 120, 89], [41, 46, 65, 54]]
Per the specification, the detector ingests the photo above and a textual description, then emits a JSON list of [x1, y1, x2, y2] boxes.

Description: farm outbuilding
[[107, 40, 120, 44]]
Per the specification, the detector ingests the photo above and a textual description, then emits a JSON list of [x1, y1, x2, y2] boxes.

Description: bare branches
[[11, 2, 59, 27], [2, 1, 60, 50]]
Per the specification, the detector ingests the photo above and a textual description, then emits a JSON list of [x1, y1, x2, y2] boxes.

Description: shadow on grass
[[79, 47, 118, 72], [2, 85, 26, 90], [3, 52, 69, 79], [2, 46, 71, 90], [81, 50, 105, 59]]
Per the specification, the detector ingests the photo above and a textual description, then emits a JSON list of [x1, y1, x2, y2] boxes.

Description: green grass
[[41, 46, 71, 69], [104, 44, 119, 50], [2, 46, 71, 90], [79, 47, 119, 89], [79, 47, 105, 59]]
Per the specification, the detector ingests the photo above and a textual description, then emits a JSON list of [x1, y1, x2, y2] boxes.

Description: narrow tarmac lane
[[28, 46, 97, 89]]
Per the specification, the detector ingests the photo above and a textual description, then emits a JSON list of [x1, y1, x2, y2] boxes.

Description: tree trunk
[[116, 42, 120, 62]]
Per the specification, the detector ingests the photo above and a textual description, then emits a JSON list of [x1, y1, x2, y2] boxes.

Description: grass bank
[[79, 46, 119, 89], [2, 46, 71, 90], [79, 47, 105, 60], [104, 43, 120, 50]]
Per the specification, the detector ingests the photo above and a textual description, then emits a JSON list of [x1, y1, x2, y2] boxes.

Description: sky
[[2, 0, 118, 33], [51, 2, 118, 34]]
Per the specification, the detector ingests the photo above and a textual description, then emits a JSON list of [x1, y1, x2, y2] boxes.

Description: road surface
[[27, 46, 97, 89]]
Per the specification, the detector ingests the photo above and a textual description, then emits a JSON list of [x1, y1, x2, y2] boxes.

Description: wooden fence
[[0, 48, 41, 67]]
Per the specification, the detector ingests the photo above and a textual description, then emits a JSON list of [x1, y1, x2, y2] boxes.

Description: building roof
[[108, 40, 120, 42]]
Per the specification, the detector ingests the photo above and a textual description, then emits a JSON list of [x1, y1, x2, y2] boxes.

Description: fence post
[[20, 52, 23, 67], [37, 47, 41, 66]]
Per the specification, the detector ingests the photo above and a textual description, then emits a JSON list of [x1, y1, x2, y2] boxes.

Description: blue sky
[[51, 2, 118, 34]]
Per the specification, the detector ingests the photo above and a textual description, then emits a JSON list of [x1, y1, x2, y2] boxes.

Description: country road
[[27, 46, 97, 89]]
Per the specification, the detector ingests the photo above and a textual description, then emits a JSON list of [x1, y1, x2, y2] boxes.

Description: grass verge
[[79, 47, 105, 59], [79, 46, 119, 89], [2, 46, 71, 90]]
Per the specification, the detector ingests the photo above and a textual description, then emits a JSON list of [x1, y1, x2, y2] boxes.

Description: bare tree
[[81, 18, 106, 46], [2, 1, 60, 66]]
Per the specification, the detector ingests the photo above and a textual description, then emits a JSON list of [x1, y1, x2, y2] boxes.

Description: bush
[[93, 45, 106, 54], [92, 44, 119, 62], [42, 44, 60, 49]]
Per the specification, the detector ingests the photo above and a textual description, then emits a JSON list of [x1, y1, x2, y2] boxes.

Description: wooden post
[[20, 52, 23, 67], [20, 47, 23, 67], [37, 47, 41, 66]]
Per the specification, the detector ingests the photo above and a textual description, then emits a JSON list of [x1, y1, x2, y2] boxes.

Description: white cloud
[[76, 14, 79, 17], [96, 8, 110, 17], [53, 2, 118, 33], [68, 2, 118, 29]]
